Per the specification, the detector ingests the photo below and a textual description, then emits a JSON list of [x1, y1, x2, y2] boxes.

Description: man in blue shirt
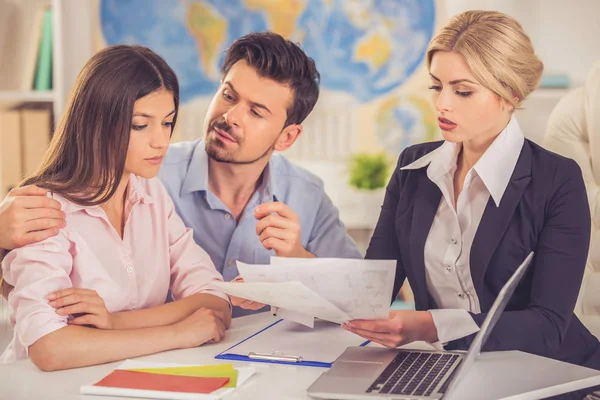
[[0, 32, 361, 316]]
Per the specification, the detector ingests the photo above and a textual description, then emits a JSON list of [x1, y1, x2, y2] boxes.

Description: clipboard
[[215, 319, 369, 368]]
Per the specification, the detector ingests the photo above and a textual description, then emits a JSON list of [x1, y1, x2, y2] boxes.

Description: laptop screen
[[444, 252, 535, 399]]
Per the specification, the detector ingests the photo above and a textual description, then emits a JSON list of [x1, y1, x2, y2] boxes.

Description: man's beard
[[205, 119, 276, 165]]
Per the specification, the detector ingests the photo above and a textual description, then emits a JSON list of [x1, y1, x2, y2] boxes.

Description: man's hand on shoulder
[[0, 185, 65, 250]]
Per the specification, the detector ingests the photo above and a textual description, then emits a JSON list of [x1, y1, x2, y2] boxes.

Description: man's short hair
[[221, 31, 320, 127]]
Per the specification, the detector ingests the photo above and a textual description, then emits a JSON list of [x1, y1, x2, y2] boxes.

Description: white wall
[[445, 0, 600, 86], [444, 0, 599, 144]]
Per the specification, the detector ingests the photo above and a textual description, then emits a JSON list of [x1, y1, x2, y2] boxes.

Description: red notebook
[[93, 369, 230, 394]]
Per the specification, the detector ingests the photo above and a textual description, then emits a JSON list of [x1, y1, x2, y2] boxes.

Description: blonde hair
[[426, 10, 543, 108]]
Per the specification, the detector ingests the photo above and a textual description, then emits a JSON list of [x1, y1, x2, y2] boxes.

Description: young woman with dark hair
[[0, 45, 231, 371]]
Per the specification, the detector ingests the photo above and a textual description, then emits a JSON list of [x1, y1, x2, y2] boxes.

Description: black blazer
[[366, 139, 600, 370]]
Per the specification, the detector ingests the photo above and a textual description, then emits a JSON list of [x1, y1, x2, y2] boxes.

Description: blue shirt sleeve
[[305, 190, 362, 259]]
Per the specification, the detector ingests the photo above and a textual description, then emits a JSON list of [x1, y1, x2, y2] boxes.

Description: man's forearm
[[111, 293, 231, 330], [29, 324, 181, 371]]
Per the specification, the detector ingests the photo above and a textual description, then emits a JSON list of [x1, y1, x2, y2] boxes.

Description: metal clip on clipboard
[[248, 351, 303, 363]]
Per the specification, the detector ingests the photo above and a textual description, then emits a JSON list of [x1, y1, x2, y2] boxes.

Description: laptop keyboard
[[366, 351, 461, 397]]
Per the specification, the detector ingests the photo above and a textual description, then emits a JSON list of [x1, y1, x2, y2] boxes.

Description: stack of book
[[0, 3, 53, 92], [31, 6, 54, 91], [0, 2, 54, 197], [0, 106, 51, 197]]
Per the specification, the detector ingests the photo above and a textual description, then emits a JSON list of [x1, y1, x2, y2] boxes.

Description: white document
[[80, 359, 255, 400], [210, 281, 351, 324], [237, 258, 396, 321], [275, 308, 315, 328], [221, 319, 367, 364]]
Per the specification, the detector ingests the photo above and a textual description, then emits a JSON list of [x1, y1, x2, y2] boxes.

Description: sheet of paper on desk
[[228, 319, 367, 364], [210, 280, 351, 324], [238, 258, 396, 320]]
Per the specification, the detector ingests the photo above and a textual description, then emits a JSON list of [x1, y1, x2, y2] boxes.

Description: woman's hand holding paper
[[342, 310, 439, 348]]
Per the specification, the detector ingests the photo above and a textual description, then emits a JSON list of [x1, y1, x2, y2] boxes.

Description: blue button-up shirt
[[159, 139, 361, 316]]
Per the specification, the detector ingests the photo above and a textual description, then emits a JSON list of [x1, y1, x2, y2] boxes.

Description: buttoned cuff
[[428, 309, 480, 349]]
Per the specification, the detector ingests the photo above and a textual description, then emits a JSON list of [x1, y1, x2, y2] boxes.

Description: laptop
[[307, 252, 535, 400]]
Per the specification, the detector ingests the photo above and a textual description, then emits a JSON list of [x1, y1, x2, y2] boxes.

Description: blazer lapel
[[409, 172, 442, 309], [470, 143, 532, 295]]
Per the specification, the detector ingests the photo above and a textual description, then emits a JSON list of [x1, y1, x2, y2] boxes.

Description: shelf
[[0, 90, 55, 103]]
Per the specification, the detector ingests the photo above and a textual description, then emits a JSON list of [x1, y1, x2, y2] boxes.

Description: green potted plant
[[347, 152, 391, 227], [348, 152, 390, 191]]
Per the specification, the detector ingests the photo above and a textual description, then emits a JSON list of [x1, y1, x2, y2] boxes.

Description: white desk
[[0, 313, 599, 400]]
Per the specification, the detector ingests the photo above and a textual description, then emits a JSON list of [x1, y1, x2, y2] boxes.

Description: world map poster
[[98, 0, 444, 158]]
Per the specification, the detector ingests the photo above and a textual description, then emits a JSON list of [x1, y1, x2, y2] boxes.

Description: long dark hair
[[22, 45, 179, 206]]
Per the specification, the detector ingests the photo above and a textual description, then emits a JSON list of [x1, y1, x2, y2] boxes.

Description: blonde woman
[[343, 10, 599, 398]]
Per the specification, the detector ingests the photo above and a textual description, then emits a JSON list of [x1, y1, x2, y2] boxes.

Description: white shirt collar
[[400, 115, 525, 206]]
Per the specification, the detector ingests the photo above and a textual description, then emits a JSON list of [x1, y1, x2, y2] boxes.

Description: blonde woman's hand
[[342, 310, 439, 348]]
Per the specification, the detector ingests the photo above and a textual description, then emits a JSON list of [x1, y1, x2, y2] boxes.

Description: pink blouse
[[1, 174, 228, 362]]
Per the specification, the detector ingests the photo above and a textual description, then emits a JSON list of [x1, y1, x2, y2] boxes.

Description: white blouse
[[401, 116, 525, 344]]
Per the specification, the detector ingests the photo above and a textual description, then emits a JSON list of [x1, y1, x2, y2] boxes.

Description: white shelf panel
[[0, 90, 55, 103]]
